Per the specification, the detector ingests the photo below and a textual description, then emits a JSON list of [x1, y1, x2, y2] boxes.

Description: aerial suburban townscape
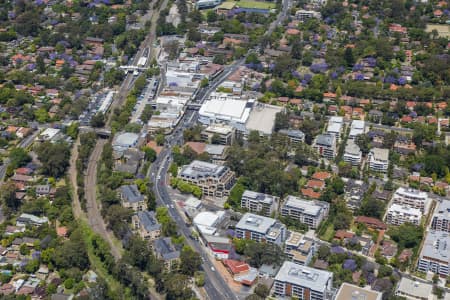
[[0, 0, 450, 299]]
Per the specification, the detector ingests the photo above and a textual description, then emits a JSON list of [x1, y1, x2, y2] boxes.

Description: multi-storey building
[[284, 231, 315, 266], [295, 9, 322, 21], [281, 196, 329, 229], [240, 190, 278, 217], [273, 261, 333, 299], [178, 160, 235, 198], [235, 213, 286, 246], [201, 123, 235, 145], [278, 129, 305, 144], [431, 200, 450, 233], [368, 148, 389, 173], [392, 187, 430, 214], [326, 116, 344, 143], [417, 231, 450, 277], [386, 204, 422, 226], [313, 134, 336, 160], [119, 185, 147, 212], [336, 283, 382, 300], [153, 237, 180, 271], [343, 141, 362, 166], [132, 211, 161, 241], [348, 120, 365, 140]]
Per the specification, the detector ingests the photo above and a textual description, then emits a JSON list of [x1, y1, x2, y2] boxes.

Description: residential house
[[119, 185, 147, 212], [132, 211, 161, 241], [153, 237, 180, 271]]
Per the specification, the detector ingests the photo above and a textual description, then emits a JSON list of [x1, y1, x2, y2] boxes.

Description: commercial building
[[132, 211, 161, 241], [204, 144, 229, 165], [198, 93, 253, 132], [295, 9, 322, 21], [313, 134, 337, 160], [417, 231, 450, 277], [326, 116, 344, 143], [235, 213, 286, 246], [343, 141, 362, 166], [368, 148, 389, 173], [386, 203, 422, 226], [119, 185, 146, 212], [281, 196, 329, 229], [392, 187, 430, 214], [203, 235, 232, 259], [273, 261, 333, 299], [278, 129, 306, 144], [395, 277, 433, 300], [193, 211, 225, 236], [431, 199, 450, 233], [284, 231, 315, 266], [336, 283, 382, 300], [178, 160, 235, 198], [112, 132, 139, 153], [240, 190, 278, 217], [348, 120, 365, 140], [201, 123, 235, 145]]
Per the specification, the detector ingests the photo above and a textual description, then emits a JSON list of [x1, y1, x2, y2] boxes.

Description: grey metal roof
[[120, 185, 144, 203], [154, 237, 180, 260], [420, 231, 450, 264], [283, 196, 329, 217], [275, 261, 333, 292], [235, 213, 276, 235], [315, 134, 335, 147], [137, 211, 161, 232], [242, 190, 275, 205], [204, 144, 227, 155], [279, 129, 305, 139], [179, 160, 229, 179]]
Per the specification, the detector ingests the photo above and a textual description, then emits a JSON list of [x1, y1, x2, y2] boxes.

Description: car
[[157, 175, 161, 180], [211, 267, 215, 272]]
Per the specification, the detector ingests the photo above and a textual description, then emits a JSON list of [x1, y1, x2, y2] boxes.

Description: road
[[146, 1, 293, 298], [0, 129, 42, 182]]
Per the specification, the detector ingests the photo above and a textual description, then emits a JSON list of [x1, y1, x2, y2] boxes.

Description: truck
[[137, 57, 147, 67]]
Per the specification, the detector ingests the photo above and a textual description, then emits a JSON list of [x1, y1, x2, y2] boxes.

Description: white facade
[[326, 116, 343, 143], [417, 231, 450, 277], [348, 120, 365, 139], [386, 203, 422, 226], [281, 196, 329, 229], [392, 187, 430, 214], [368, 148, 389, 173], [343, 141, 362, 166]]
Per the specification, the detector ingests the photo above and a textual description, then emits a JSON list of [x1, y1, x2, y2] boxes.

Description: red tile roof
[[354, 216, 387, 230], [223, 259, 249, 275], [312, 171, 331, 181], [301, 188, 321, 199]]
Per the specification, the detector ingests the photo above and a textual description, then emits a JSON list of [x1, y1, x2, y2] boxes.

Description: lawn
[[227, 0, 276, 9], [320, 223, 335, 242]]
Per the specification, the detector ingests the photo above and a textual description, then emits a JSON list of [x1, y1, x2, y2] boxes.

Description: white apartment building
[[392, 187, 430, 214], [326, 116, 344, 143], [284, 231, 315, 266], [240, 190, 278, 217], [368, 148, 389, 173], [281, 196, 329, 229], [431, 200, 450, 233], [343, 141, 362, 166], [201, 123, 235, 145], [313, 134, 337, 160], [273, 262, 333, 299], [235, 213, 286, 246], [386, 203, 422, 226], [348, 120, 365, 139], [417, 231, 450, 277]]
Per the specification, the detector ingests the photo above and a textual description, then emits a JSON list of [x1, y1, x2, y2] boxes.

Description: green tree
[[9, 147, 31, 169], [36, 142, 71, 178], [344, 47, 355, 67], [180, 246, 202, 276]]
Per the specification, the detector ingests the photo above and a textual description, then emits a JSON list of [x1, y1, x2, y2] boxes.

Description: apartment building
[[235, 213, 286, 246], [343, 141, 362, 166], [201, 123, 235, 145], [295, 9, 322, 21], [240, 190, 278, 217], [285, 231, 315, 266], [392, 187, 430, 214], [386, 203, 422, 226], [132, 211, 161, 241], [336, 283, 382, 300], [313, 134, 336, 160], [153, 237, 180, 272], [278, 129, 305, 144], [348, 120, 365, 140], [273, 261, 333, 299], [368, 148, 389, 173], [326, 116, 344, 143], [119, 185, 147, 212], [431, 200, 450, 233], [178, 160, 235, 198], [417, 231, 450, 277], [281, 196, 329, 229]]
